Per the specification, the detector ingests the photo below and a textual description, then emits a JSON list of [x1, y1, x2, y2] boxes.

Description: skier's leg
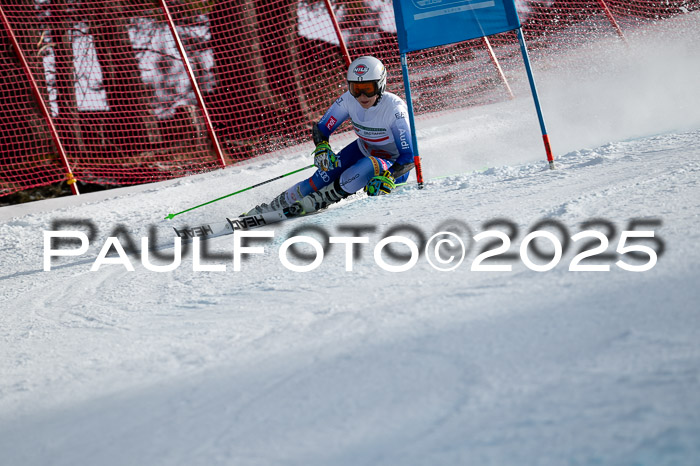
[[291, 155, 392, 215], [245, 141, 364, 215]]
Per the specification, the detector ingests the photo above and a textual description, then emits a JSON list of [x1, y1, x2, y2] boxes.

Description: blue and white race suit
[[281, 91, 415, 204]]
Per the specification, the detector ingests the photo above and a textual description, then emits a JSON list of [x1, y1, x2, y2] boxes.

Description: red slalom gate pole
[[0, 4, 79, 195], [597, 0, 628, 45], [483, 36, 514, 99], [159, 0, 227, 168], [323, 0, 352, 67]]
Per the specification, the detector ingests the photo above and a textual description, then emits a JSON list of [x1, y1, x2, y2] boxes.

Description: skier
[[244, 55, 415, 217]]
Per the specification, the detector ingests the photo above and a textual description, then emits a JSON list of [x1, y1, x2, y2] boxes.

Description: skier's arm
[[388, 115, 415, 177], [312, 122, 328, 145], [389, 161, 415, 179], [314, 95, 350, 143], [311, 96, 350, 171], [365, 115, 415, 196]]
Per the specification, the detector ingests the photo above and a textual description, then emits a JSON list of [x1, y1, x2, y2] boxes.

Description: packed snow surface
[[1, 13, 699, 466]]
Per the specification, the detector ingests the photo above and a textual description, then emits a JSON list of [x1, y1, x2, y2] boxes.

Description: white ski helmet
[[347, 56, 387, 99]]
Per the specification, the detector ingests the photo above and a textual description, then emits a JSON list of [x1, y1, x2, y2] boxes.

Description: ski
[[172, 210, 292, 241], [226, 209, 292, 231], [172, 191, 366, 241]]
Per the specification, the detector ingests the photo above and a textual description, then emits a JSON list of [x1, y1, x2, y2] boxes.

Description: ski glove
[[364, 170, 395, 196], [313, 141, 339, 172]]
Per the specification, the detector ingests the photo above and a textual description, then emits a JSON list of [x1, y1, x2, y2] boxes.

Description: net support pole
[[323, 0, 352, 68], [597, 0, 628, 44], [399, 53, 424, 188], [483, 36, 514, 99], [0, 4, 80, 195], [159, 0, 226, 168], [516, 27, 555, 170]]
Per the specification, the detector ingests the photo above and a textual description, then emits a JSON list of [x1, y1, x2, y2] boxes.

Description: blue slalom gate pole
[[400, 52, 425, 188], [516, 27, 555, 170]]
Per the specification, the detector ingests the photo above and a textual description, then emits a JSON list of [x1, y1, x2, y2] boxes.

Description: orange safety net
[[0, 0, 696, 198]]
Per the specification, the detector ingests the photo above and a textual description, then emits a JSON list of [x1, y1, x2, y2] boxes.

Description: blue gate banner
[[393, 0, 521, 53]]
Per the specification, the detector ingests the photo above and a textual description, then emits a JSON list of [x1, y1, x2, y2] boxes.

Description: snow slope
[[1, 13, 699, 466]]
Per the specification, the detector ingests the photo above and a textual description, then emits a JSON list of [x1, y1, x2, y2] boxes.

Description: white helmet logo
[[353, 64, 369, 76]]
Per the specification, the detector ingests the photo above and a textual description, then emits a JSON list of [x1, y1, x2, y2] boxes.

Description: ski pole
[[164, 164, 315, 220]]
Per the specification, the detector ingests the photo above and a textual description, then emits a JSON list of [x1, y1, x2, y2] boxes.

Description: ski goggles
[[349, 81, 379, 98]]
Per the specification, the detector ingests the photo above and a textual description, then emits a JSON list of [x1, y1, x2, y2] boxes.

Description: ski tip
[[164, 213, 175, 220]]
